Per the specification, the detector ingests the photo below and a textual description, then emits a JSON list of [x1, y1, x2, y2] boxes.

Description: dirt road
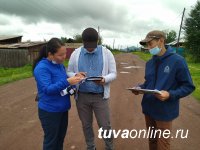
[[0, 53, 200, 150]]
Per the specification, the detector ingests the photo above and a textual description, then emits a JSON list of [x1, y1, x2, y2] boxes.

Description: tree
[[73, 34, 82, 43], [184, 1, 200, 62], [60, 37, 75, 43], [73, 34, 103, 44], [66, 38, 74, 43], [167, 30, 176, 43], [98, 36, 103, 45], [163, 30, 177, 43], [106, 45, 112, 50], [60, 37, 68, 43]]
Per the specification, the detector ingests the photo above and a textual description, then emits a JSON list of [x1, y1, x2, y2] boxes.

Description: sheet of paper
[[126, 87, 161, 94]]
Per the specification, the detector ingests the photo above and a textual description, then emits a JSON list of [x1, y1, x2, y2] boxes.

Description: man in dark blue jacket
[[133, 30, 195, 150]]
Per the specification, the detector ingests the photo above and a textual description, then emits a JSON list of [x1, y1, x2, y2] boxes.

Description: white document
[[126, 87, 162, 94]]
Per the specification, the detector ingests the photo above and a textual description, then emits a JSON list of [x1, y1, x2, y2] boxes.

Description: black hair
[[32, 38, 65, 71]]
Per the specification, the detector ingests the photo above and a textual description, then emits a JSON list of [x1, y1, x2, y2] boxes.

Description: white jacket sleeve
[[67, 51, 77, 77], [103, 50, 117, 83]]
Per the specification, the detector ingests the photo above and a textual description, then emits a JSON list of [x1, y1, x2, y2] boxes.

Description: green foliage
[[184, 1, 200, 62], [103, 44, 112, 50], [60, 37, 74, 43], [165, 30, 177, 43], [73, 34, 103, 44], [60, 37, 68, 43], [98, 36, 103, 44], [73, 34, 83, 43]]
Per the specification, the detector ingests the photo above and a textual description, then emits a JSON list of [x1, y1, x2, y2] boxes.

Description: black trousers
[[38, 108, 68, 150]]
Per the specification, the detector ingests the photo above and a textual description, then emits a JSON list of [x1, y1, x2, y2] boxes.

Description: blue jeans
[[38, 108, 68, 150]]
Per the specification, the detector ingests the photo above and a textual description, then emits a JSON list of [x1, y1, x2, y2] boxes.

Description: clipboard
[[85, 76, 103, 81], [126, 87, 161, 94]]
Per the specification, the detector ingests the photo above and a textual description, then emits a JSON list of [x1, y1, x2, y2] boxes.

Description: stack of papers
[[126, 87, 161, 94]]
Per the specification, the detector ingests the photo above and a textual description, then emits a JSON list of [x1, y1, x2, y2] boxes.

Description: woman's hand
[[67, 76, 83, 85], [75, 72, 86, 78], [154, 90, 170, 101]]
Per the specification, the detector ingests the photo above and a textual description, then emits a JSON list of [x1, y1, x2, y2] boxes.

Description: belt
[[79, 91, 103, 95]]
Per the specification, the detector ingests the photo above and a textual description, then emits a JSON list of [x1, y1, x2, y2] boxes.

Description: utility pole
[[177, 8, 185, 50], [98, 26, 100, 44], [98, 26, 100, 36], [113, 39, 115, 50]]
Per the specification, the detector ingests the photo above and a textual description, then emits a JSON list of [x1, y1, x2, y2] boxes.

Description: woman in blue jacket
[[33, 38, 83, 150]]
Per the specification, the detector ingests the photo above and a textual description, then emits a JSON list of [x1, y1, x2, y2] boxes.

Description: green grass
[[63, 59, 69, 67], [0, 60, 69, 86], [132, 51, 152, 61], [0, 64, 33, 85], [188, 63, 200, 100], [111, 50, 123, 55], [132, 51, 200, 101]]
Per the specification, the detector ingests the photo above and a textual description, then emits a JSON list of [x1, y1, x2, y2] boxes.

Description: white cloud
[[23, 22, 66, 41], [0, 0, 198, 48]]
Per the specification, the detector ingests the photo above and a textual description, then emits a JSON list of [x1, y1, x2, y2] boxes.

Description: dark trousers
[[145, 115, 172, 150], [38, 108, 68, 150], [76, 92, 113, 150]]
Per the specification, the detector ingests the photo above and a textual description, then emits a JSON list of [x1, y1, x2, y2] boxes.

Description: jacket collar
[[82, 47, 98, 55], [153, 45, 174, 61]]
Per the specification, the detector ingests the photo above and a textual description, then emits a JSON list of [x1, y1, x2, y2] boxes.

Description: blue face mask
[[149, 46, 161, 55]]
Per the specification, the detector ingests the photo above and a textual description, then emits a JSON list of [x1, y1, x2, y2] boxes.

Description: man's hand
[[131, 86, 141, 95], [93, 77, 105, 85], [75, 72, 86, 79], [154, 90, 170, 101]]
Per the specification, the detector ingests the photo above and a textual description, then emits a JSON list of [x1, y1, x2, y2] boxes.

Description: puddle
[[123, 66, 142, 69], [71, 146, 76, 149], [28, 120, 37, 123], [120, 71, 130, 74], [120, 62, 129, 65]]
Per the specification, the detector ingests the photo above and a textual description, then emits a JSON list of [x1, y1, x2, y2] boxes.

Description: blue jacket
[[140, 46, 195, 121], [34, 58, 71, 112]]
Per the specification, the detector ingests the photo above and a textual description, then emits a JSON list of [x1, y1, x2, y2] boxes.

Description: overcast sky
[[0, 0, 198, 48]]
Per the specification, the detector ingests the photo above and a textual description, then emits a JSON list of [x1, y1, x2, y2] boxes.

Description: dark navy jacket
[[140, 46, 195, 121]]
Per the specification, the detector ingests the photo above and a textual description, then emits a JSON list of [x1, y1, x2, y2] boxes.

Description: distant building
[[0, 42, 46, 67], [0, 35, 22, 44], [65, 43, 82, 59], [121, 46, 138, 52], [0, 37, 82, 67], [167, 38, 185, 47], [166, 38, 185, 56]]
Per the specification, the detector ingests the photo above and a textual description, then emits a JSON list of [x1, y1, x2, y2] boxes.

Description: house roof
[[167, 38, 185, 46], [65, 43, 82, 48], [0, 41, 46, 49], [0, 35, 23, 41]]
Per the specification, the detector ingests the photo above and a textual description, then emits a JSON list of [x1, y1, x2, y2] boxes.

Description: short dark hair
[[82, 27, 98, 48]]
